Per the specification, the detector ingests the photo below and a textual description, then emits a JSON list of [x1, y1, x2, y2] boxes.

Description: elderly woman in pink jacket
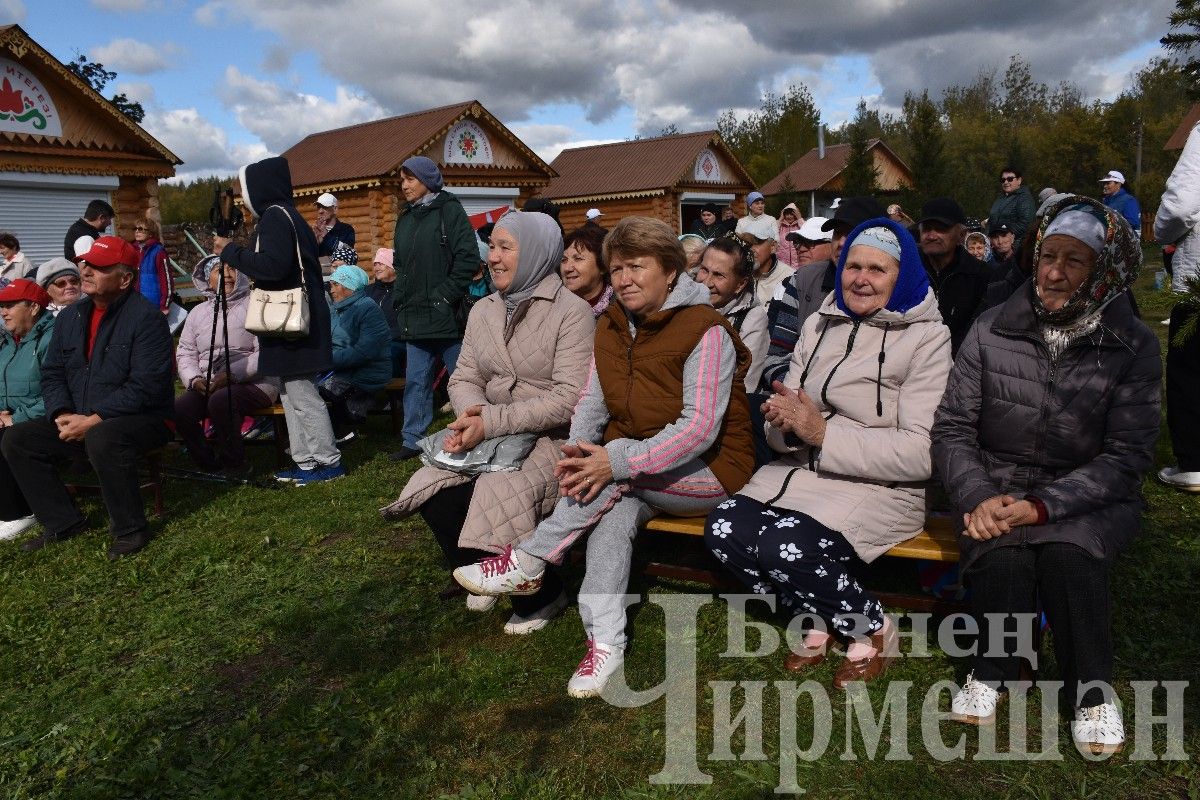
[[706, 218, 952, 689]]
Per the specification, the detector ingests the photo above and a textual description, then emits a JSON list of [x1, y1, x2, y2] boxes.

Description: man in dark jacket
[[917, 198, 993, 354], [63, 199, 113, 260], [390, 156, 480, 461], [313, 192, 356, 259], [215, 156, 343, 485], [2, 236, 173, 558], [987, 167, 1036, 240]]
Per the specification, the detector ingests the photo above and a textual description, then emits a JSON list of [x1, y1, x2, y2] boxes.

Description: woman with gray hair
[[933, 196, 1160, 756]]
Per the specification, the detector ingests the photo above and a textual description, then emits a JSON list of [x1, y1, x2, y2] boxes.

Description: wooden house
[[761, 139, 912, 219]]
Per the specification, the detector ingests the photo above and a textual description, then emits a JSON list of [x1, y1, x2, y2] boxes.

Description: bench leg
[[272, 416, 288, 468], [389, 391, 403, 437]]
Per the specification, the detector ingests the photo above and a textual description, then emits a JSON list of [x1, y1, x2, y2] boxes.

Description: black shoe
[[108, 530, 152, 560], [389, 446, 421, 462], [438, 577, 467, 601], [22, 521, 86, 553]]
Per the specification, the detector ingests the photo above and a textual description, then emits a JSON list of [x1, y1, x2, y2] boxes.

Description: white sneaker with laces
[[504, 591, 568, 635], [453, 545, 544, 596], [465, 594, 497, 612], [567, 639, 624, 698], [1158, 466, 1200, 492], [950, 671, 1004, 725], [0, 515, 37, 542], [1072, 701, 1125, 756]]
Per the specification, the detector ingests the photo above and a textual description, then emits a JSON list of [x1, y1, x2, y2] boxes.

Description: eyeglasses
[[52, 276, 81, 288], [1001, 176, 1017, 183]]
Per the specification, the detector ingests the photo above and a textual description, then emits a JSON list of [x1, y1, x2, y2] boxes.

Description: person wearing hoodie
[[453, 216, 755, 698], [320, 264, 391, 440], [131, 217, 172, 314], [175, 257, 278, 471], [775, 203, 805, 269], [214, 156, 342, 485], [389, 156, 481, 462], [707, 218, 951, 689], [690, 203, 724, 240]]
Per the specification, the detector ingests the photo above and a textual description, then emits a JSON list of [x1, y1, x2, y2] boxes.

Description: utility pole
[[1135, 116, 1144, 184]]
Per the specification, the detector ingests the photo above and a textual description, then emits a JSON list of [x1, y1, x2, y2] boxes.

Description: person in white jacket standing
[[1154, 120, 1200, 491]]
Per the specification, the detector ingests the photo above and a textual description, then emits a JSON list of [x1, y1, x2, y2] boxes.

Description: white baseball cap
[[586, 208, 603, 220], [1099, 170, 1125, 184], [795, 217, 832, 242], [315, 192, 338, 208], [829, 197, 842, 210]]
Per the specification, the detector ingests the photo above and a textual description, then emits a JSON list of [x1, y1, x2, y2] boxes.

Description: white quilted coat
[[381, 273, 595, 553], [1156, 120, 1200, 291]]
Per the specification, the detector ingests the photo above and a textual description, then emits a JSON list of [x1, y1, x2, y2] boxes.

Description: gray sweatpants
[[520, 458, 727, 646], [280, 376, 340, 470]]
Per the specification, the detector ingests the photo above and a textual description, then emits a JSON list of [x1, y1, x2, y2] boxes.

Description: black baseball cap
[[820, 196, 886, 232], [987, 221, 1013, 236], [917, 198, 968, 227]]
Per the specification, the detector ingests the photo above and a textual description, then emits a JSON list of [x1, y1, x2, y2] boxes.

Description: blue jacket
[[41, 290, 174, 421], [330, 290, 391, 392], [0, 311, 55, 423], [1104, 187, 1142, 232]]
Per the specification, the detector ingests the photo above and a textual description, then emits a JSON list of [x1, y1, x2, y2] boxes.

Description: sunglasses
[[134, 226, 149, 232], [1001, 176, 1017, 183]]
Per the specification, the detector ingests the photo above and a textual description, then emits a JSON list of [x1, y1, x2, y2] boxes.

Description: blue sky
[[3, 0, 1177, 181]]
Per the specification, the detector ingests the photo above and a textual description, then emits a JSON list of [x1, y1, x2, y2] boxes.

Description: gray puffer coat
[[931, 284, 1161, 572]]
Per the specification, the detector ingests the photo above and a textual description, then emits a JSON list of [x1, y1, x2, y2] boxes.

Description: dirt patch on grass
[[317, 530, 355, 548], [214, 647, 295, 701]]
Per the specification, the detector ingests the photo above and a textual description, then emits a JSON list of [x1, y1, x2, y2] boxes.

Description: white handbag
[[245, 206, 311, 339]]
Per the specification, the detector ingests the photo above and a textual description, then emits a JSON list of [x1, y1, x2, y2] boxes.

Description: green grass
[[0, 255, 1197, 798]]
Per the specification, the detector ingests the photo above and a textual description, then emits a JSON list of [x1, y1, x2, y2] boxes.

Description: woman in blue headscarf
[[705, 218, 952, 688]]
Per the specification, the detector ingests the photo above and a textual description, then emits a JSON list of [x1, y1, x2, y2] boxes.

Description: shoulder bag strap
[[260, 205, 307, 293]]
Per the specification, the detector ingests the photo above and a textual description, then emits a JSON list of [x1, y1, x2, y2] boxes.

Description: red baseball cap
[[78, 235, 138, 268], [0, 278, 52, 308]]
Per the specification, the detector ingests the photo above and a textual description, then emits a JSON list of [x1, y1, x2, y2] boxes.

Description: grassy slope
[[0, 256, 1196, 799]]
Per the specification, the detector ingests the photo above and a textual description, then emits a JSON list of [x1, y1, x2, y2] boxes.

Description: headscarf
[[1031, 194, 1140, 327], [331, 243, 358, 265], [330, 264, 368, 293], [834, 218, 929, 319], [493, 210, 564, 316]]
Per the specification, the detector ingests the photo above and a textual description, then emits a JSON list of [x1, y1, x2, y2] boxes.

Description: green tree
[[159, 175, 236, 225], [839, 100, 880, 196], [901, 90, 947, 208], [65, 53, 145, 123], [718, 85, 822, 186], [1162, 0, 1200, 93]]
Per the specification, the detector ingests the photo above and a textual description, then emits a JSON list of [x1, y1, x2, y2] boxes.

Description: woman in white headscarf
[[381, 211, 595, 634]]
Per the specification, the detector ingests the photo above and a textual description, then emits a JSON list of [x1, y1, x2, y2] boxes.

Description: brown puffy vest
[[594, 302, 755, 495]]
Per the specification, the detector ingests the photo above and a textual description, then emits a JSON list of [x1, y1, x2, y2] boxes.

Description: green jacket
[[0, 310, 55, 423], [392, 190, 480, 341]]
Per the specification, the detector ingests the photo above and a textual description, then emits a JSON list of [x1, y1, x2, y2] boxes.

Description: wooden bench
[[640, 513, 963, 614], [64, 448, 166, 518]]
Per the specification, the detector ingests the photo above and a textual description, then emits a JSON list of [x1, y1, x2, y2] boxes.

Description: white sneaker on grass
[[465, 594, 497, 612], [1158, 466, 1200, 492], [566, 639, 624, 698], [1072, 701, 1125, 756], [0, 515, 36, 542], [453, 545, 544, 596], [504, 591, 568, 635], [950, 671, 1004, 725]]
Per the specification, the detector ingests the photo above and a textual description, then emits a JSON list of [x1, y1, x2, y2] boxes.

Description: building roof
[[761, 139, 911, 195], [1166, 103, 1200, 150], [281, 100, 553, 188], [538, 130, 753, 201]]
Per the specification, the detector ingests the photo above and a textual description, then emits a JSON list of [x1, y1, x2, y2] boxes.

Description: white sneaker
[[950, 671, 1004, 725], [453, 545, 544, 597], [0, 515, 36, 542], [504, 591, 568, 635], [1158, 466, 1200, 492], [567, 639, 624, 698], [1072, 701, 1125, 756], [465, 594, 497, 612]]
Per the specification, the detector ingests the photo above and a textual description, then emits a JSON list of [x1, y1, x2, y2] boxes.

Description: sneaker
[[1158, 466, 1200, 492], [108, 530, 151, 560], [0, 515, 37, 542], [465, 594, 497, 612], [504, 591, 569, 635], [453, 545, 544, 596], [950, 671, 1005, 725], [567, 639, 625, 698], [388, 446, 421, 462], [334, 430, 356, 446], [292, 464, 347, 486], [243, 417, 274, 441], [274, 467, 306, 483], [1072, 701, 1125, 756]]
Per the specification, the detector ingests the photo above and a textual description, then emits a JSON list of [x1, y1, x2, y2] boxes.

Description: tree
[[65, 53, 145, 123], [718, 85, 821, 186], [159, 175, 235, 225], [902, 90, 947, 207], [1162, 0, 1200, 93], [839, 100, 880, 196]]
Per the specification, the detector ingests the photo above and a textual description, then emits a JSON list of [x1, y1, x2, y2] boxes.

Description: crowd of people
[[0, 144, 1192, 758]]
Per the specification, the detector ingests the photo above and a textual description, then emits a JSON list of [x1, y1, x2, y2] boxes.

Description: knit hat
[[834, 217, 929, 319], [401, 156, 444, 192], [372, 247, 393, 267], [746, 191, 765, 207], [35, 257, 79, 288], [701, 202, 720, 215], [0, 278, 50, 308], [330, 264, 368, 293], [331, 243, 358, 265]]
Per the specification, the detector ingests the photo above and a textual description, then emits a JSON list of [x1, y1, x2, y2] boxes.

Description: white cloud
[[90, 38, 183, 76], [143, 107, 269, 181], [508, 123, 619, 163], [114, 81, 156, 105], [0, 0, 25, 22], [89, 0, 155, 10]]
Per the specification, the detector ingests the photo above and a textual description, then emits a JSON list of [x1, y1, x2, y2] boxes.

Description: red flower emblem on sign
[[701, 156, 714, 178], [458, 131, 478, 160], [0, 78, 25, 115]]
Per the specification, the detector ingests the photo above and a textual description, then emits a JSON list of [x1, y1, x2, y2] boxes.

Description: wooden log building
[[761, 138, 912, 219]]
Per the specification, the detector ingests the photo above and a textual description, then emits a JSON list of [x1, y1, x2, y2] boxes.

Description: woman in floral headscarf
[[932, 195, 1161, 757]]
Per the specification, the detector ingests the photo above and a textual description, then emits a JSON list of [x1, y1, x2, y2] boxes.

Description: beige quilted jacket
[[381, 273, 595, 553]]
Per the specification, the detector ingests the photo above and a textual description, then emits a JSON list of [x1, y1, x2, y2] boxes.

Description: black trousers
[[0, 414, 170, 539], [175, 384, 272, 469], [1167, 302, 1200, 471], [420, 481, 564, 616], [966, 543, 1112, 708], [0, 427, 31, 521]]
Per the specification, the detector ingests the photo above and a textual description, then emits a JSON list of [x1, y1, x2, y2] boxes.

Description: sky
[[2, 0, 1180, 182]]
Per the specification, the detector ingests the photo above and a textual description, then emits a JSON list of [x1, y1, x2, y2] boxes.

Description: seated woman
[[678, 233, 707, 274], [0, 279, 54, 540], [34, 258, 82, 316], [320, 265, 392, 440], [706, 219, 951, 688], [365, 247, 405, 377], [560, 224, 612, 317], [381, 211, 594, 629], [932, 196, 1160, 756], [454, 216, 755, 698], [693, 236, 768, 392], [176, 258, 278, 470]]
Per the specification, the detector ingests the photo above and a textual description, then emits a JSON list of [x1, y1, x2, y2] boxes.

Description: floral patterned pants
[[704, 494, 884, 637]]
